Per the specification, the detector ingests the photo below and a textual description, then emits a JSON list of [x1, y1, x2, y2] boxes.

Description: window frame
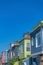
[[35, 31, 41, 48], [26, 43, 30, 52], [31, 37, 34, 46]]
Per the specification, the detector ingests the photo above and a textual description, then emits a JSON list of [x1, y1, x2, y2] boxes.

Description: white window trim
[[26, 43, 30, 52], [32, 37, 34, 46], [36, 35, 38, 48], [42, 30, 43, 40], [36, 32, 41, 48]]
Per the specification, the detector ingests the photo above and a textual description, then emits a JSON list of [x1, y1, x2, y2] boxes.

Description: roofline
[[30, 21, 43, 34]]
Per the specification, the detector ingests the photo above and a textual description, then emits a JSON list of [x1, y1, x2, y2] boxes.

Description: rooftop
[[32, 20, 43, 32]]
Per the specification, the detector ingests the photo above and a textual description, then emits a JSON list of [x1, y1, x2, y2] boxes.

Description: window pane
[[36, 32, 41, 47], [21, 43, 24, 53], [26, 43, 30, 51]]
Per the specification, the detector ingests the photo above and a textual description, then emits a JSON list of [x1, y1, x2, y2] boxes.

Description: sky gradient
[[0, 0, 43, 54]]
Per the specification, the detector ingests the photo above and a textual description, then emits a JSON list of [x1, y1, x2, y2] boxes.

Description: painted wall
[[12, 45, 19, 58], [19, 40, 24, 59], [2, 52, 4, 64], [24, 39, 31, 58], [19, 38, 31, 59], [31, 28, 42, 56], [2, 51, 8, 64], [8, 49, 13, 60], [41, 28, 43, 51], [4, 51, 8, 63], [0, 57, 2, 65]]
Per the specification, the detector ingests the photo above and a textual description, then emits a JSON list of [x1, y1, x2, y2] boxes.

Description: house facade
[[10, 42, 19, 65], [8, 49, 13, 60], [0, 56, 2, 65], [19, 33, 31, 60], [8, 42, 19, 59], [10, 42, 19, 58], [2, 51, 8, 65], [30, 21, 43, 65]]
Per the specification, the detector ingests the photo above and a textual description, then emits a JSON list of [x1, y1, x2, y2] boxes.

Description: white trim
[[42, 30, 43, 41], [30, 42, 31, 54], [31, 51, 43, 57], [36, 31, 41, 48], [26, 43, 30, 52], [31, 37, 34, 46], [35, 36, 38, 48]]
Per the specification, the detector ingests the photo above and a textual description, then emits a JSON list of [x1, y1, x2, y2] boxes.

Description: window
[[35, 36, 38, 47], [42, 30, 43, 40], [21, 43, 24, 53], [26, 43, 30, 51], [31, 37, 34, 46], [36, 32, 41, 47], [33, 58, 40, 65]]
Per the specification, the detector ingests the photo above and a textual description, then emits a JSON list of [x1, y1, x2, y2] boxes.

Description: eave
[[30, 21, 43, 35]]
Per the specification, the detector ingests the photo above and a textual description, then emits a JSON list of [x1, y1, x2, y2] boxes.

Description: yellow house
[[19, 33, 31, 60]]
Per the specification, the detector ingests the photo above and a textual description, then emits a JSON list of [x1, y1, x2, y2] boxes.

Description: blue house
[[10, 42, 19, 58], [30, 21, 43, 65], [8, 49, 13, 60]]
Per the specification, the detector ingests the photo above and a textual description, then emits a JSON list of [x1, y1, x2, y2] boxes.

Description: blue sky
[[0, 0, 43, 54]]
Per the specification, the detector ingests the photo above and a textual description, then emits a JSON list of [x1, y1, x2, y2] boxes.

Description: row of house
[[1, 32, 30, 65], [1, 21, 43, 65]]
